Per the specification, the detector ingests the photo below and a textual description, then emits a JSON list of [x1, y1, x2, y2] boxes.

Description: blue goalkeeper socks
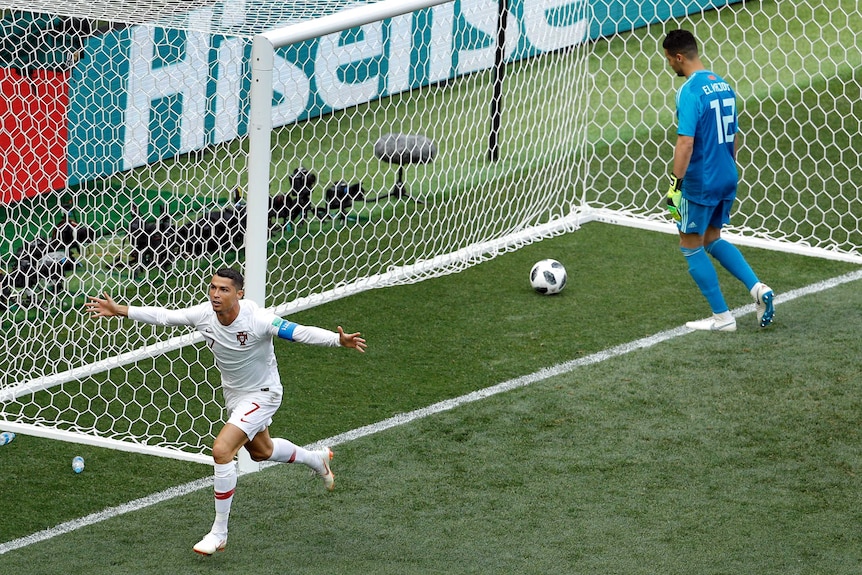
[[705, 238, 759, 291], [681, 246, 728, 313]]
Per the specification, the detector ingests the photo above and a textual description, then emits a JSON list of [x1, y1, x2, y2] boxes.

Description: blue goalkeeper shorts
[[676, 197, 734, 235]]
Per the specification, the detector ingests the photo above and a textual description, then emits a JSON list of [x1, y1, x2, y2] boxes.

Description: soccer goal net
[[0, 0, 859, 464]]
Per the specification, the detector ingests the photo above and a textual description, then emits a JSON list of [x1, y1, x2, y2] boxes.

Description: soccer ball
[[529, 259, 567, 295]]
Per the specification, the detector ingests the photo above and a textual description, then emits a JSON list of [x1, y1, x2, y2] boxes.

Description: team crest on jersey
[[236, 331, 249, 346]]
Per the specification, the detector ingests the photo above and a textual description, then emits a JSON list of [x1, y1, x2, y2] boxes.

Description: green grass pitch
[[1, 1, 860, 573]]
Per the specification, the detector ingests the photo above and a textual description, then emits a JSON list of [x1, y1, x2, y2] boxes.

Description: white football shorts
[[224, 388, 283, 440]]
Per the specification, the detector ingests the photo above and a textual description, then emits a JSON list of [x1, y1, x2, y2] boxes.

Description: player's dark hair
[[215, 267, 244, 290], [663, 29, 699, 59]]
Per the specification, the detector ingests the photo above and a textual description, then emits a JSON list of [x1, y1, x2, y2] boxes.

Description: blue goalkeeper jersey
[[675, 69, 738, 205]]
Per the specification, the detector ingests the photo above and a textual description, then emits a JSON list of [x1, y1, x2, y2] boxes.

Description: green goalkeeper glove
[[666, 175, 682, 221]]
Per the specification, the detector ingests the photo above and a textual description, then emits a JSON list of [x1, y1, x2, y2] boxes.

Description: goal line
[[3, 267, 860, 556]]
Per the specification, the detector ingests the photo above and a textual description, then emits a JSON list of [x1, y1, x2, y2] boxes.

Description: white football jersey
[[128, 299, 339, 393]]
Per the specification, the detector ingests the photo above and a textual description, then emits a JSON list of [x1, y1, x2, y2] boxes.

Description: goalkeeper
[[85, 268, 366, 555], [662, 29, 775, 331]]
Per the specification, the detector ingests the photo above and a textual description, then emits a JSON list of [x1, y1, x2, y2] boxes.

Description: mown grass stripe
[[2, 267, 859, 556]]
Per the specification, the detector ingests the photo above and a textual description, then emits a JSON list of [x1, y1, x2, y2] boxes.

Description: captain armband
[[275, 319, 298, 341]]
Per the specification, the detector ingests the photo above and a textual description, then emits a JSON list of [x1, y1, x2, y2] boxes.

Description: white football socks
[[211, 461, 237, 536], [268, 438, 324, 473]]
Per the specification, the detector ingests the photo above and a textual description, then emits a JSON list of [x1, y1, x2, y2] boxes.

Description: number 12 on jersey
[[710, 98, 736, 145]]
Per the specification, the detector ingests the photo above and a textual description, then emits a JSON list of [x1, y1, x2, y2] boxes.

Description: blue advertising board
[[66, 0, 742, 184]]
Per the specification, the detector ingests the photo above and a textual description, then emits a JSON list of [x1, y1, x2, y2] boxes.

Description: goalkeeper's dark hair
[[663, 29, 699, 59], [215, 267, 244, 290]]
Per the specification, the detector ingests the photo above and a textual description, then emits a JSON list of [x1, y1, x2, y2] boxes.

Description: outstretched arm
[[86, 294, 198, 326], [337, 326, 367, 353], [85, 293, 129, 318], [276, 320, 366, 351]]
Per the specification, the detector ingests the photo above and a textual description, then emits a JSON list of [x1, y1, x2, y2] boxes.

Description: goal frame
[[1, 0, 859, 472]]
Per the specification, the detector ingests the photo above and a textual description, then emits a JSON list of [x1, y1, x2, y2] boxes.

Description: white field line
[[2, 268, 860, 555]]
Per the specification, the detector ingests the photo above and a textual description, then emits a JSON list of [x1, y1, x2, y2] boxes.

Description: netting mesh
[[0, 0, 591, 460], [586, 2, 861, 255], [0, 0, 380, 37], [0, 0, 859, 461]]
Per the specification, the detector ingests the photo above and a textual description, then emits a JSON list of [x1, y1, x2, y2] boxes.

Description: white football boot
[[686, 313, 737, 332], [193, 532, 227, 556], [752, 282, 775, 327], [313, 448, 335, 491]]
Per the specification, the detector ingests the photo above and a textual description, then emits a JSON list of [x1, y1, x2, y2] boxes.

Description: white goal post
[[244, 0, 458, 309], [0, 0, 859, 466]]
